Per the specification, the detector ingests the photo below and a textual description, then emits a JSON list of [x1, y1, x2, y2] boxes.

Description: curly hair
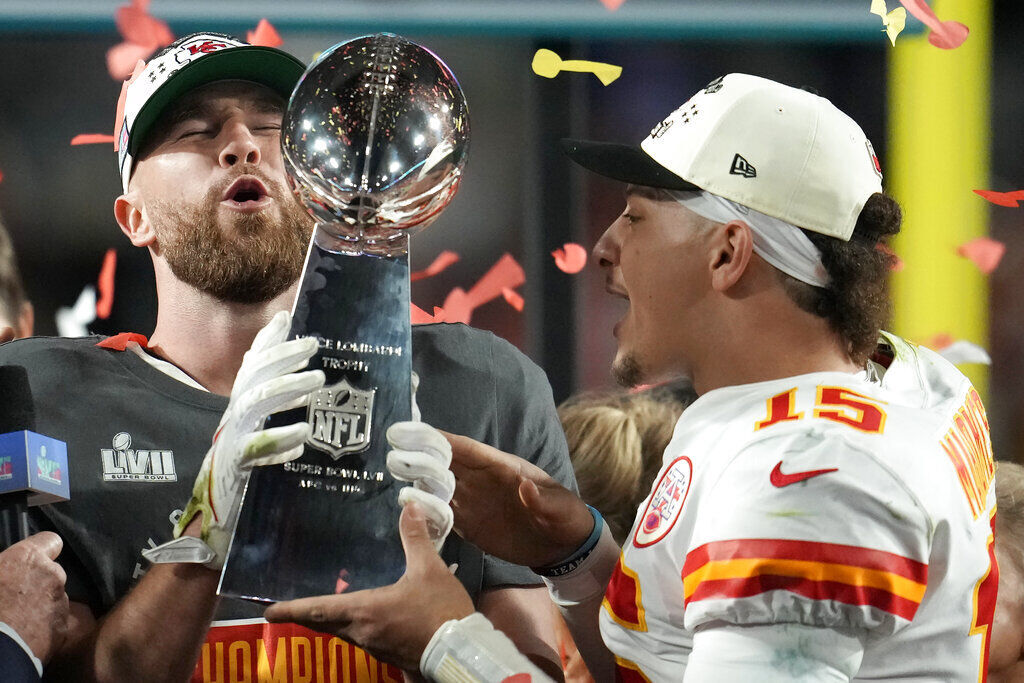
[[777, 193, 903, 365]]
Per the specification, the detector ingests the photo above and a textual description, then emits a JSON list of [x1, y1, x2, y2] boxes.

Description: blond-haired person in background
[[559, 386, 692, 544], [991, 460, 1024, 682], [555, 386, 691, 681]]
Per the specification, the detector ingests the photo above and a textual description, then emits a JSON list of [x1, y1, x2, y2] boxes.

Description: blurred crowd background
[[0, 0, 1021, 458]]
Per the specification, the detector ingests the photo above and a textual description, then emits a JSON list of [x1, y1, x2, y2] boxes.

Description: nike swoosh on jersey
[[770, 461, 838, 488]]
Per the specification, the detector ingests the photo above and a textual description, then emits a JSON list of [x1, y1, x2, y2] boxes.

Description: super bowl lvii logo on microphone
[[36, 446, 62, 485]]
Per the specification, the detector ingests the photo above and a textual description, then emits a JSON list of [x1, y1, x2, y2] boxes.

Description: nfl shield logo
[[307, 379, 375, 459]]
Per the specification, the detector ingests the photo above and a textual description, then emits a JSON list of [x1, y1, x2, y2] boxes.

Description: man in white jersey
[[266, 73, 998, 683]]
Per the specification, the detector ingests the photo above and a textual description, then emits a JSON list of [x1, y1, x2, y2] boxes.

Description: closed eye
[[176, 128, 211, 140]]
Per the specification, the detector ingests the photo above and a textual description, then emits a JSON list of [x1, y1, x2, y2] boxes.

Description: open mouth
[[222, 176, 271, 209]]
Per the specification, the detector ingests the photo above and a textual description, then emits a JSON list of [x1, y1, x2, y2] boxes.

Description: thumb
[[518, 477, 551, 518], [519, 478, 593, 553], [399, 502, 440, 574], [21, 531, 63, 560]]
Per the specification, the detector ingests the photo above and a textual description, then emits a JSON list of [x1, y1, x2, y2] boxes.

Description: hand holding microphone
[[0, 531, 70, 674]]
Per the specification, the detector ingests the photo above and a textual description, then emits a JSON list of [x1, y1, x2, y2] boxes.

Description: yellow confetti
[[870, 0, 907, 46], [531, 49, 622, 86]]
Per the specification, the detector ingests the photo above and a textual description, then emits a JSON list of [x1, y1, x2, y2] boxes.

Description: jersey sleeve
[[682, 430, 932, 637]]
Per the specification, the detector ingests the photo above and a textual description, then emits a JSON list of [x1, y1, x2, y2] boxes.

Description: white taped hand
[[386, 420, 455, 552], [145, 310, 324, 569]]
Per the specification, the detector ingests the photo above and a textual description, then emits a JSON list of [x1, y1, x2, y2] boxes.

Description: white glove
[[144, 310, 325, 569], [386, 414, 455, 552]]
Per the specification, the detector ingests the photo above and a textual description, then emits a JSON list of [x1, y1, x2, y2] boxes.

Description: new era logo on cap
[[730, 154, 756, 178]]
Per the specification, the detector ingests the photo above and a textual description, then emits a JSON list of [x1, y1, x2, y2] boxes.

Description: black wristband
[[531, 505, 604, 578]]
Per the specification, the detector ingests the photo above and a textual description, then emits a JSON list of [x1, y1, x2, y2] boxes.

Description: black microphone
[[0, 366, 69, 548]]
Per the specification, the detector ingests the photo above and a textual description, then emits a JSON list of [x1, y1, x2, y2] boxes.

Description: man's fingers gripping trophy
[[386, 420, 455, 552]]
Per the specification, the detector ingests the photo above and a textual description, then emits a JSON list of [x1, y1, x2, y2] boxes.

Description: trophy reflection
[[219, 33, 469, 602]]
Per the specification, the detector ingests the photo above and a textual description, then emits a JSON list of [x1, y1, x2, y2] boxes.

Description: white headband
[[666, 190, 829, 288]]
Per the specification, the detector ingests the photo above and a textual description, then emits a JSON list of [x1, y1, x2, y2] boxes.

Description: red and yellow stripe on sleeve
[[682, 539, 928, 621]]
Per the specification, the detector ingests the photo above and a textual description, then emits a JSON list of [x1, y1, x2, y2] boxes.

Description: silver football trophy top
[[282, 33, 470, 255]]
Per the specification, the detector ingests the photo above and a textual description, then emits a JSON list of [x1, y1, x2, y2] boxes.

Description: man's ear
[[709, 220, 754, 293], [114, 192, 157, 248]]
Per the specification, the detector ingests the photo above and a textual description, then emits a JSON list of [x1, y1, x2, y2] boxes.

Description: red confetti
[[465, 253, 525, 309], [923, 333, 954, 351], [418, 254, 527, 325], [107, 0, 174, 80], [334, 569, 350, 594], [898, 0, 969, 49], [440, 287, 474, 324], [973, 189, 1024, 208], [411, 250, 460, 282], [247, 18, 283, 47], [501, 287, 524, 312], [96, 249, 118, 320], [501, 676, 532, 683], [957, 237, 1005, 274], [552, 242, 588, 274], [876, 243, 904, 272], [106, 41, 155, 81], [410, 302, 438, 325], [598, 0, 626, 10], [0, 170, 4, 184], [71, 134, 118, 146], [115, 0, 172, 47]]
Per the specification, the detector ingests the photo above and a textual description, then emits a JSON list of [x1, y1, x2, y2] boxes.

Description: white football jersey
[[600, 333, 997, 682]]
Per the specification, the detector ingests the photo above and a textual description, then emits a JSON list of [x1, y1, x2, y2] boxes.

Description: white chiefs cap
[[562, 73, 884, 241], [117, 32, 306, 193]]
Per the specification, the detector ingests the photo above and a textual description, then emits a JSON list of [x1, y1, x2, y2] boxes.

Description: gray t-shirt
[[2, 322, 574, 681]]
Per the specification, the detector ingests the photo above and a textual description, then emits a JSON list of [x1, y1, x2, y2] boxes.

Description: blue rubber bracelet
[[532, 505, 604, 578]]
